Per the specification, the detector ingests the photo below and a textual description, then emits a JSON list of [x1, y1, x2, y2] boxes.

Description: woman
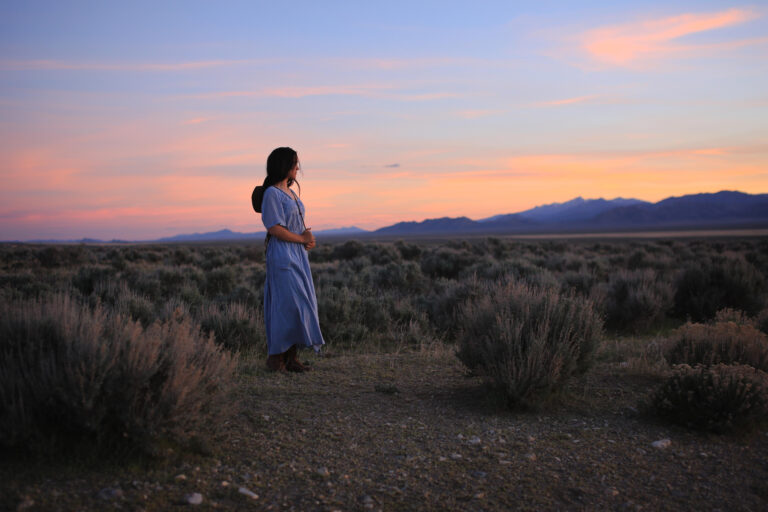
[[256, 147, 325, 372]]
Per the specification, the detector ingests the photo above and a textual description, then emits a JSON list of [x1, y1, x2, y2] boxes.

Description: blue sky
[[1, 1, 767, 239]]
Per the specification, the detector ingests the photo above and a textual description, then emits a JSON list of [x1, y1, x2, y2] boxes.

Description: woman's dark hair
[[254, 147, 299, 211]]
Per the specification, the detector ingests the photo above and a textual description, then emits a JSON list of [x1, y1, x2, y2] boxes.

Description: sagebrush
[[0, 295, 235, 454], [456, 280, 603, 408], [650, 363, 768, 433]]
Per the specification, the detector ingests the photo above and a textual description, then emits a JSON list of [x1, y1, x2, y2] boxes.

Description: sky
[[1, 1, 767, 240]]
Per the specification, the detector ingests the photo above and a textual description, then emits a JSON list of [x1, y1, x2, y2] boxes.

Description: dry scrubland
[[1, 236, 768, 511]]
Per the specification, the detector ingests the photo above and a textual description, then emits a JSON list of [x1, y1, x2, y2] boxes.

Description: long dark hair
[[255, 147, 299, 211]]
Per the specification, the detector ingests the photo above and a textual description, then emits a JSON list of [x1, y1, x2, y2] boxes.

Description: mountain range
[[12, 191, 768, 243], [372, 191, 768, 236]]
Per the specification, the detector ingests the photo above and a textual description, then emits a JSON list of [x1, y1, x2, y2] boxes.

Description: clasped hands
[[301, 228, 316, 250]]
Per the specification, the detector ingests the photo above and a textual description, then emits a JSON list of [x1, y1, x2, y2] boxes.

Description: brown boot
[[285, 345, 311, 373], [266, 352, 286, 372]]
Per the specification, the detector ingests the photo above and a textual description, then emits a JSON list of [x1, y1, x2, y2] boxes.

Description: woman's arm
[[268, 225, 315, 249]]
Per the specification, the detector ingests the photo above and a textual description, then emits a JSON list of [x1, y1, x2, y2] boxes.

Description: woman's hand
[[301, 228, 316, 250]]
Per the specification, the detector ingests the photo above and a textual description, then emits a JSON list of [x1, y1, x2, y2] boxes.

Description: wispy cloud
[[536, 94, 601, 107], [579, 8, 763, 67], [187, 85, 459, 101], [0, 59, 256, 71]]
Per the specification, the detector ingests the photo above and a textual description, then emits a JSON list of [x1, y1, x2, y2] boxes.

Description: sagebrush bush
[[755, 307, 768, 335], [199, 302, 265, 352], [456, 280, 603, 408], [713, 308, 754, 326], [673, 257, 764, 322], [664, 321, 768, 371], [0, 294, 235, 455], [650, 364, 768, 433], [597, 269, 672, 333]]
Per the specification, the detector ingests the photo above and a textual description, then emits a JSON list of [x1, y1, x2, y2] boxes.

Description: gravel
[[2, 351, 767, 511]]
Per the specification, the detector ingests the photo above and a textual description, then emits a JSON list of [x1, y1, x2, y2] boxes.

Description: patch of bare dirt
[[2, 350, 768, 511]]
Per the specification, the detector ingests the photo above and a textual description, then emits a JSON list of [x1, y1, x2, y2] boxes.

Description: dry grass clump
[[456, 281, 603, 408], [663, 321, 768, 371], [650, 364, 768, 433], [0, 294, 235, 455]]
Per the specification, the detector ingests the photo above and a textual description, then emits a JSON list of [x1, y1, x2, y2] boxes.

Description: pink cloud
[[187, 85, 458, 101], [580, 8, 762, 67]]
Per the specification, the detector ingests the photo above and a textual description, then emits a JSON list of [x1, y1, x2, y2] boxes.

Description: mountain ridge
[[8, 191, 768, 243]]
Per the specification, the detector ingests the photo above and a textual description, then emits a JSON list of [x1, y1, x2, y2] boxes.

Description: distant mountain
[[370, 191, 768, 236], [155, 226, 369, 242], [315, 226, 369, 236], [519, 197, 648, 223], [592, 191, 768, 227], [374, 216, 477, 235], [156, 229, 258, 242], [8, 191, 767, 243]]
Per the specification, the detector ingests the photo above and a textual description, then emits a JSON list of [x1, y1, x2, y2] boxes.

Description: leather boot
[[266, 352, 286, 372], [285, 345, 311, 373]]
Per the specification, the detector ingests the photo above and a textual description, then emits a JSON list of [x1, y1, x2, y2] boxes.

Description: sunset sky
[[2, 1, 767, 240]]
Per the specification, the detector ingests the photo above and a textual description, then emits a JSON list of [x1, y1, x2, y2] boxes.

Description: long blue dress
[[261, 186, 325, 355]]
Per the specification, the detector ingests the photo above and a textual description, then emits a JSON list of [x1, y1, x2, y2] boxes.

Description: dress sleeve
[[261, 188, 286, 230]]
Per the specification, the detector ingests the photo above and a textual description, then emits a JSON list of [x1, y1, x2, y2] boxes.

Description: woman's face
[[289, 159, 299, 181]]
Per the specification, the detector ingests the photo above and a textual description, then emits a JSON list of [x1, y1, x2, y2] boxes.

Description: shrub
[[597, 269, 672, 333], [755, 307, 768, 335], [650, 364, 768, 433], [673, 258, 764, 322], [72, 265, 115, 295], [0, 294, 235, 455], [664, 322, 768, 372], [713, 308, 754, 326], [421, 247, 475, 279], [456, 281, 603, 408], [204, 266, 237, 297], [199, 302, 265, 352]]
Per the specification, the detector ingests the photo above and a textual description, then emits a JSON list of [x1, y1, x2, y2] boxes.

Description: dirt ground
[[2, 349, 768, 511]]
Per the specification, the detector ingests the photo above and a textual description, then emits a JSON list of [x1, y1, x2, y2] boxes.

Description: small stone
[[474, 492, 485, 499], [97, 488, 124, 500], [527, 435, 536, 443], [457, 434, 464, 440], [238, 487, 259, 499], [468, 436, 482, 445], [184, 493, 203, 506], [525, 453, 537, 461], [606, 487, 619, 497], [221, 481, 230, 487], [449, 453, 462, 460], [652, 439, 671, 449], [499, 459, 512, 465], [470, 470, 487, 479], [317, 466, 330, 478], [175, 474, 187, 481], [438, 456, 448, 462]]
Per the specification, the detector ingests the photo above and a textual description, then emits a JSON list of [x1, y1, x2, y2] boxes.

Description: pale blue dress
[[261, 186, 325, 355]]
